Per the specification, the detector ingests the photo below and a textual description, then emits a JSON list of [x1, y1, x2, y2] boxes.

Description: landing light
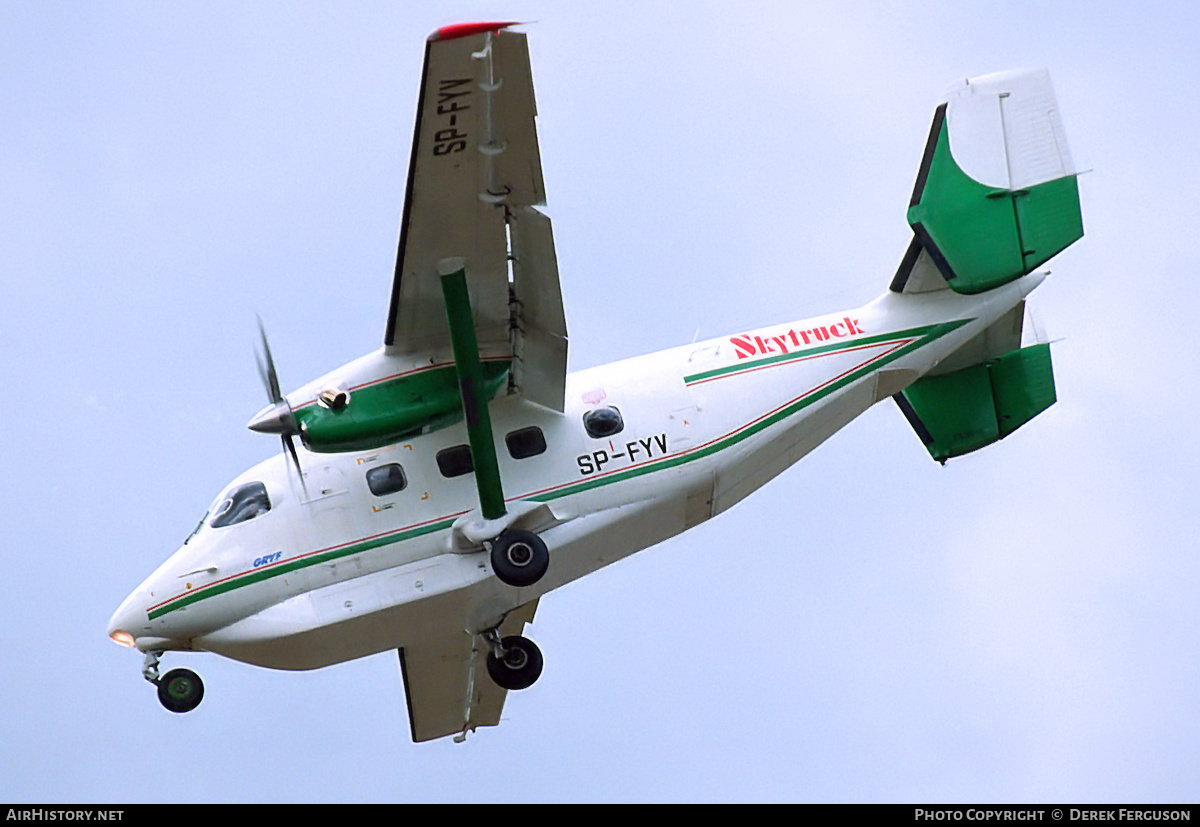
[[110, 630, 136, 648]]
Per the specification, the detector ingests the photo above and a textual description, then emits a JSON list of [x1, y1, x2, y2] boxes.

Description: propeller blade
[[256, 316, 283, 404], [251, 317, 305, 496], [249, 316, 299, 437], [283, 434, 308, 497]]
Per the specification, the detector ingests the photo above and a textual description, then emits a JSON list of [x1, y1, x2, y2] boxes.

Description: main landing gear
[[482, 629, 543, 691], [489, 529, 549, 588], [143, 651, 205, 714]]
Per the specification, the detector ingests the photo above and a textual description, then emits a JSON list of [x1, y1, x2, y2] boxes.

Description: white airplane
[[107, 22, 1083, 742]]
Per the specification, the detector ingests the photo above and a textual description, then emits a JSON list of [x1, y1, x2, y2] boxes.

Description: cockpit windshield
[[183, 511, 208, 545], [209, 481, 271, 529]]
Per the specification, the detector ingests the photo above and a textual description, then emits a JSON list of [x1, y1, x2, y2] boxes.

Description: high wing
[[384, 23, 567, 412], [398, 600, 538, 742]]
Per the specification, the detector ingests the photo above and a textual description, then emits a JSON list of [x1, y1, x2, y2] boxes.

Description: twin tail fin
[[891, 70, 1079, 461], [892, 69, 1083, 295]]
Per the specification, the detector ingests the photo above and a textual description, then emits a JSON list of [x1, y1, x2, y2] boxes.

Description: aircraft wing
[[384, 24, 567, 412], [397, 599, 538, 742]]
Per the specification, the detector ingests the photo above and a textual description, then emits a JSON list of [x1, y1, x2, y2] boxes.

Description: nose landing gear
[[142, 651, 205, 714], [157, 668, 205, 713]]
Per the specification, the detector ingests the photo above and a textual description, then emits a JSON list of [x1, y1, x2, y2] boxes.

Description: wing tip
[[429, 21, 520, 42]]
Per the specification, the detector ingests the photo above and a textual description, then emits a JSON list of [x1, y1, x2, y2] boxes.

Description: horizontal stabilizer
[[894, 343, 1056, 463]]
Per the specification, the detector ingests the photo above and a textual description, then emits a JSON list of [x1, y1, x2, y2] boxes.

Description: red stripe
[[686, 339, 912, 386], [150, 509, 471, 612], [520, 340, 912, 497], [293, 356, 511, 410], [160, 338, 912, 611]]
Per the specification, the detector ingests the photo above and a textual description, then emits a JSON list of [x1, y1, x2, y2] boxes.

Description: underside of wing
[[397, 599, 538, 743], [385, 25, 566, 411]]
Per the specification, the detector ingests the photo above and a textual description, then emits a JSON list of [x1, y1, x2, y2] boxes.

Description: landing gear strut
[[143, 651, 205, 714], [482, 630, 543, 691], [439, 263, 552, 591]]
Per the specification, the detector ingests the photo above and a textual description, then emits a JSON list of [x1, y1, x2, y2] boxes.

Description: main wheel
[[157, 668, 204, 713], [486, 635, 543, 690], [490, 529, 549, 587]]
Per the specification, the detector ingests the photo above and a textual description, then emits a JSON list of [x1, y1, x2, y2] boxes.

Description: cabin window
[[506, 426, 547, 459], [583, 406, 624, 438], [366, 463, 407, 496], [437, 445, 474, 478], [209, 482, 271, 529]]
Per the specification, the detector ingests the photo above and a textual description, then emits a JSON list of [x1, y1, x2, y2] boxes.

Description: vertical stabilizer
[[902, 70, 1082, 295]]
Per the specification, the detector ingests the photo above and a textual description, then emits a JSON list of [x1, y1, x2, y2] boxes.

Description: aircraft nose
[[107, 589, 146, 649]]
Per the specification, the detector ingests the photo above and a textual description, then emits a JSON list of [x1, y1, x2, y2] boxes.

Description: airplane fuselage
[[108, 274, 1041, 671]]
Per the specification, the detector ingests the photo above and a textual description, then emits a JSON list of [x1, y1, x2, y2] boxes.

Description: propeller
[[249, 317, 306, 492]]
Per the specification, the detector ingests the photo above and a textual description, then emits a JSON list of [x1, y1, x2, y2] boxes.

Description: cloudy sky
[[3, 0, 1198, 803]]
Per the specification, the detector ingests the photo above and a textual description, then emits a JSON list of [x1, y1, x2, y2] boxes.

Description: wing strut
[[439, 258, 506, 520]]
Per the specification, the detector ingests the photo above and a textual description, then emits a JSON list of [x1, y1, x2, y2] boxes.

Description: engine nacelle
[[294, 361, 510, 452]]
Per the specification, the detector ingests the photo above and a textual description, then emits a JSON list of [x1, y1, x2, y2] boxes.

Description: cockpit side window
[[209, 482, 271, 528]]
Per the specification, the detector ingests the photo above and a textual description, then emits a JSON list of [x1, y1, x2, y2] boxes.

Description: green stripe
[[538, 320, 970, 500], [684, 325, 950, 385], [148, 518, 455, 620], [151, 319, 970, 620]]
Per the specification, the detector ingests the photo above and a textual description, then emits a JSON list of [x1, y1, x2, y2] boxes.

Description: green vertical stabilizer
[[907, 104, 1082, 294]]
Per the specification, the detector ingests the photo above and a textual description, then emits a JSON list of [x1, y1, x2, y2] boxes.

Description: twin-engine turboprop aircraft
[[107, 22, 1083, 742]]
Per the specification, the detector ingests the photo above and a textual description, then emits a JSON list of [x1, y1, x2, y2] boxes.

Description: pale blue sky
[[3, 1, 1198, 802]]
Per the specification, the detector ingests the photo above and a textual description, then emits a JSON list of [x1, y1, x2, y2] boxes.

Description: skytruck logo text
[[729, 317, 865, 360]]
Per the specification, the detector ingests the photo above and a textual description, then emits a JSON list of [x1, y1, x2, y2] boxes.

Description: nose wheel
[[157, 668, 205, 713], [142, 651, 205, 714]]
